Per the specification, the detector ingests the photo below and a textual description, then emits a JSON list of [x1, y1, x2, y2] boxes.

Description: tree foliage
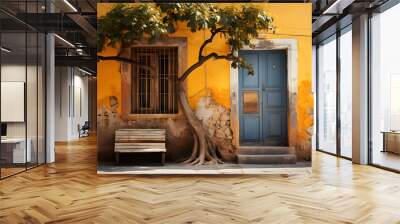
[[98, 3, 274, 75], [98, 4, 168, 51]]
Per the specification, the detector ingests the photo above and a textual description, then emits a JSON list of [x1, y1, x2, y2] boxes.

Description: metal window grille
[[131, 47, 178, 114]]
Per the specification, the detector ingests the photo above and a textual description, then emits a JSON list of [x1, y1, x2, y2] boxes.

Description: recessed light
[[54, 34, 75, 48], [63, 0, 78, 12], [1, 47, 11, 53], [77, 67, 93, 76]]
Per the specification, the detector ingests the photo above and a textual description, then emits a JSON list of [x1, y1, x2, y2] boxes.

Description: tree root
[[179, 82, 224, 165]]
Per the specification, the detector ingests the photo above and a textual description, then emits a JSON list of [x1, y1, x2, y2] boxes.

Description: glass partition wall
[[316, 26, 353, 159], [0, 1, 46, 179], [370, 3, 400, 171], [317, 35, 337, 155]]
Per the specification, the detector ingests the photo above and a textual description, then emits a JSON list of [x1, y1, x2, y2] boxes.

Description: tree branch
[[198, 28, 224, 61], [180, 52, 232, 82]]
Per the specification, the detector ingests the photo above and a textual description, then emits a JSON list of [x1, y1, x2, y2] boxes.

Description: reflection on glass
[[1, 31, 27, 177], [371, 4, 400, 171], [340, 28, 352, 158], [0, 1, 47, 178], [243, 91, 259, 113], [318, 36, 337, 154]]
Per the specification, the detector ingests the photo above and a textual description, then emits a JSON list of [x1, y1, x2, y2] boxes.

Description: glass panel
[[317, 36, 337, 154], [340, 28, 352, 158], [0, 0, 46, 179], [371, 4, 400, 171], [243, 91, 259, 113], [1, 30, 27, 177]]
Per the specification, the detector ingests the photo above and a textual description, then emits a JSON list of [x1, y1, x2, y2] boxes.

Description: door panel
[[239, 52, 262, 144], [241, 53, 259, 89], [242, 117, 260, 141], [266, 91, 283, 106], [239, 50, 288, 146]]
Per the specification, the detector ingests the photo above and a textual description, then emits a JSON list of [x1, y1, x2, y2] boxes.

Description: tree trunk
[[178, 81, 223, 165]]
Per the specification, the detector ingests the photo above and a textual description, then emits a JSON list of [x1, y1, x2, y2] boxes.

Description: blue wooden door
[[239, 50, 288, 146]]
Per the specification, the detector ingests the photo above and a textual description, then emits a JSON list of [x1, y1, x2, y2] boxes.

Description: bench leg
[[161, 152, 165, 166], [116, 152, 120, 165]]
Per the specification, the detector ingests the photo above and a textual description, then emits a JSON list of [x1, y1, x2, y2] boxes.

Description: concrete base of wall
[[97, 162, 311, 175]]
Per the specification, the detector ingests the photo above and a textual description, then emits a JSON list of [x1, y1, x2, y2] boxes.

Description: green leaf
[[98, 3, 274, 77]]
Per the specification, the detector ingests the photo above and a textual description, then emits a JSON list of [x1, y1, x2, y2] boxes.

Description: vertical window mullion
[[316, 44, 319, 151], [164, 48, 167, 113], [136, 50, 139, 113], [174, 48, 177, 113], [336, 30, 341, 157], [25, 1, 28, 171], [36, 16, 39, 167]]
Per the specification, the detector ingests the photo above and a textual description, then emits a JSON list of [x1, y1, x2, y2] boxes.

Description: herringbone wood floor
[[1, 136, 400, 224]]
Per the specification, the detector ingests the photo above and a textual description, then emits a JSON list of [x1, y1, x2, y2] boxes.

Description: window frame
[[120, 38, 187, 120], [315, 24, 353, 161], [131, 48, 178, 114]]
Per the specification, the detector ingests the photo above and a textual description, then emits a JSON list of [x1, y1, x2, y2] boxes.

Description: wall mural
[[97, 3, 313, 168]]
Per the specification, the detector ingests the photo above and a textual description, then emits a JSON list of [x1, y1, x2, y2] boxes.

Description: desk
[[382, 131, 400, 155], [1, 138, 31, 163]]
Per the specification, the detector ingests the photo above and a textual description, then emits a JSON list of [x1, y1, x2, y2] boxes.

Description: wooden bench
[[114, 129, 166, 165]]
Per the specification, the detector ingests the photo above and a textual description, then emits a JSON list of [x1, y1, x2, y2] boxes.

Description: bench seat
[[114, 129, 166, 165]]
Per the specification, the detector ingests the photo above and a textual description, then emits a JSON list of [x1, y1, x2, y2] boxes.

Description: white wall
[[55, 67, 89, 141], [1, 63, 46, 164], [1, 65, 39, 137]]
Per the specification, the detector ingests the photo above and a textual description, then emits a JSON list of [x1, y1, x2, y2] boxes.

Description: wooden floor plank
[[0, 136, 400, 223]]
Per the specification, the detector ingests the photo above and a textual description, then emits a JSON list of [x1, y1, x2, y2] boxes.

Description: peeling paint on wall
[[296, 80, 314, 161]]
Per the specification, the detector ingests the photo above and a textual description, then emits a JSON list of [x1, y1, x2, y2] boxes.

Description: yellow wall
[[97, 3, 313, 161], [97, 3, 312, 110]]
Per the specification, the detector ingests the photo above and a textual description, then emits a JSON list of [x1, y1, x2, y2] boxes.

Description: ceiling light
[[63, 0, 78, 12], [1, 47, 11, 53], [77, 67, 93, 76], [54, 34, 75, 48], [322, 0, 355, 15]]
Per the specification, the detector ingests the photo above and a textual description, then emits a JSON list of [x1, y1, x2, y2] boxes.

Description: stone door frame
[[230, 38, 298, 148]]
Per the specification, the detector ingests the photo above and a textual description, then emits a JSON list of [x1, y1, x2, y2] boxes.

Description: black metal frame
[[336, 28, 341, 158], [0, 0, 48, 180], [367, 10, 373, 166], [315, 24, 353, 161], [316, 0, 400, 172]]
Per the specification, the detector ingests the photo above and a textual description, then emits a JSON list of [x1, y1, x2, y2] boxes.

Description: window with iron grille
[[131, 47, 178, 114]]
